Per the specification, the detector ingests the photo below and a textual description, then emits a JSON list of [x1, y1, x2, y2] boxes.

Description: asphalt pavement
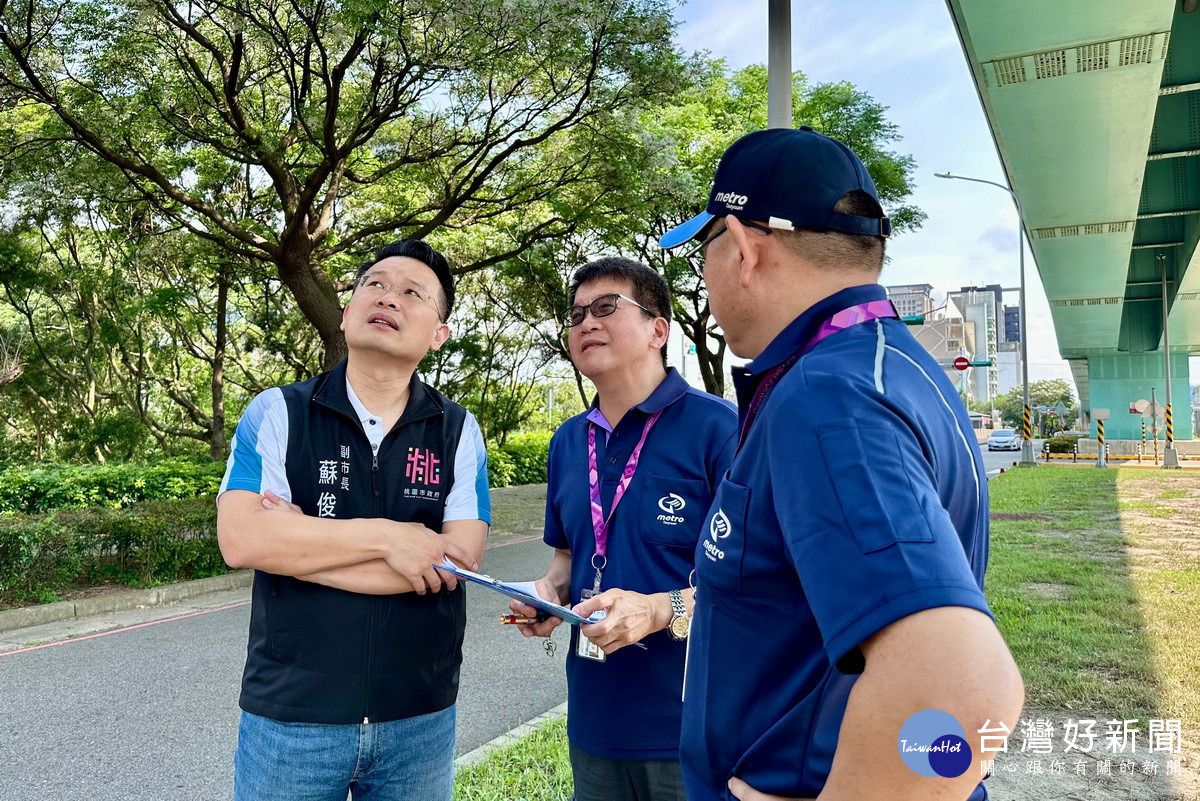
[[0, 537, 566, 801]]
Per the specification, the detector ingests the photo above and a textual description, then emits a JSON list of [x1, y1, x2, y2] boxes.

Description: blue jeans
[[233, 706, 456, 801]]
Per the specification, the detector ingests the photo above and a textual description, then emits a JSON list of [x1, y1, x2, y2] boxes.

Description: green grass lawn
[[988, 467, 1199, 733], [454, 467, 1200, 798]]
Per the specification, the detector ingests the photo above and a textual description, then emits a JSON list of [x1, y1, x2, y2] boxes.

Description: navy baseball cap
[[659, 126, 891, 249]]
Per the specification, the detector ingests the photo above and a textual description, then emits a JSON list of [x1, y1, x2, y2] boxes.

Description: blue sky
[[671, 0, 1084, 387]]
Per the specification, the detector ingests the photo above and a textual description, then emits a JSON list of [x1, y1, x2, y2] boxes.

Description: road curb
[[455, 702, 567, 768], [0, 571, 253, 634]]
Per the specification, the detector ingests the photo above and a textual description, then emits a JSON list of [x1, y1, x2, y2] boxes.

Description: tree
[[993, 379, 1078, 431], [0, 0, 684, 369], [495, 60, 925, 397]]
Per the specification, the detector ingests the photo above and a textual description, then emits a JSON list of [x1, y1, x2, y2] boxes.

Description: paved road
[[0, 538, 565, 801], [980, 439, 1044, 475]]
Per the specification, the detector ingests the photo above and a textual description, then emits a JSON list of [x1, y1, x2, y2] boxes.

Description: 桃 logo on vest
[[713, 190, 748, 210], [656, 493, 686, 525], [703, 509, 731, 561]]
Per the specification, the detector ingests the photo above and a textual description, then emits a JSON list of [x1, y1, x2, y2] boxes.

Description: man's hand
[[728, 778, 812, 801], [261, 490, 301, 513], [573, 588, 668, 654], [382, 522, 477, 594], [509, 578, 565, 639]]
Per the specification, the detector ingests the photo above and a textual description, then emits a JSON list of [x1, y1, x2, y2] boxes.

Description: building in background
[[884, 284, 934, 318], [909, 296, 972, 392], [1004, 305, 1021, 343], [947, 287, 1000, 403]]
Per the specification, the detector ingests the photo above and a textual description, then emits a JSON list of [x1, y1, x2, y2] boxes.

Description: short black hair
[[354, 239, 455, 321], [568, 257, 671, 364]]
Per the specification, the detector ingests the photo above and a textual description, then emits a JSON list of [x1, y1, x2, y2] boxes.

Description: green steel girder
[[944, 0, 1200, 415]]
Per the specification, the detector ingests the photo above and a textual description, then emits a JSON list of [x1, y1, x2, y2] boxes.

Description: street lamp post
[[935, 172, 1037, 466]]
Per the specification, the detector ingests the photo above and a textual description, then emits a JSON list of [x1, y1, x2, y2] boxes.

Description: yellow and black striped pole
[[1165, 404, 1173, 445], [1022, 404, 1032, 443], [1096, 419, 1106, 468], [1141, 419, 1146, 449]]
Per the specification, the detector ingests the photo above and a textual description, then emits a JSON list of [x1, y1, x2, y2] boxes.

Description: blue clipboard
[[432, 560, 605, 625]]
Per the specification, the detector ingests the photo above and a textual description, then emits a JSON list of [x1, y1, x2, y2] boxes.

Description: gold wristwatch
[[667, 589, 690, 640]]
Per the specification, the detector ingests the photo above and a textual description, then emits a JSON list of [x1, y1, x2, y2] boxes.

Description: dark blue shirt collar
[[586, 367, 690, 431], [744, 284, 888, 377]]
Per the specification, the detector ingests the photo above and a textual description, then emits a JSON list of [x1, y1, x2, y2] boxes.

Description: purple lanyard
[[587, 410, 662, 573], [738, 299, 898, 450]]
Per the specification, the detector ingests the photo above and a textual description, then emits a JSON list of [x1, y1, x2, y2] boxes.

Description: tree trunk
[[275, 242, 347, 372], [210, 269, 229, 460]]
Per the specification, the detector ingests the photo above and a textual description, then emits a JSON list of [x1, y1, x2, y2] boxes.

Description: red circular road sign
[[953, 356, 970, 371]]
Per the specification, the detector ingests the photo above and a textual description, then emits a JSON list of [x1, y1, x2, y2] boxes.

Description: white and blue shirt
[[219, 361, 490, 724]]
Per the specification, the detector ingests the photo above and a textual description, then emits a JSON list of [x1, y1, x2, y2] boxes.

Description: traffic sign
[[953, 356, 969, 371], [1092, 408, 1110, 421], [1133, 399, 1150, 414], [1055, 402, 1069, 416], [1145, 402, 1164, 419]]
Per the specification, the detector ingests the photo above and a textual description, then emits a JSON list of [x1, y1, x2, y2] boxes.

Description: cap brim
[[658, 211, 714, 250]]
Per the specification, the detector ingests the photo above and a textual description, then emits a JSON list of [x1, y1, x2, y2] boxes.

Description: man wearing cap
[[216, 239, 491, 800], [659, 128, 1024, 801], [510, 257, 737, 801]]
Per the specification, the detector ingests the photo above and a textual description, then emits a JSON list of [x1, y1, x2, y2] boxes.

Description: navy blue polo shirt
[[544, 368, 737, 760], [681, 285, 993, 800]]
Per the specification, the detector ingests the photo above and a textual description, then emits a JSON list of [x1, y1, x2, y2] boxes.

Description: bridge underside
[[945, 0, 1199, 439]]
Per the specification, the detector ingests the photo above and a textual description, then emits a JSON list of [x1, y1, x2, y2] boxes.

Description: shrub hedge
[[0, 498, 228, 608], [0, 432, 555, 606], [0, 458, 225, 515], [1045, 434, 1082, 454]]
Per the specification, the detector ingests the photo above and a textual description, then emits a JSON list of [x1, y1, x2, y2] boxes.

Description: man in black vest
[[217, 239, 490, 801]]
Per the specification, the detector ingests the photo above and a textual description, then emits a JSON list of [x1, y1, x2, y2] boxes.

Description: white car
[[987, 429, 1021, 451]]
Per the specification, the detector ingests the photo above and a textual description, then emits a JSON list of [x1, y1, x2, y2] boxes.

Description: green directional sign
[[968, 360, 992, 367], [901, 315, 925, 326]]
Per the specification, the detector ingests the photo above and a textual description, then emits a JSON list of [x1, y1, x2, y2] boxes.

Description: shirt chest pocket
[[694, 479, 749, 596], [639, 474, 710, 548]]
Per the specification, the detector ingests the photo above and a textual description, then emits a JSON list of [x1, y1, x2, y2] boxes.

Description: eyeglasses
[[561, 293, 650, 328], [357, 274, 438, 311], [683, 218, 775, 258]]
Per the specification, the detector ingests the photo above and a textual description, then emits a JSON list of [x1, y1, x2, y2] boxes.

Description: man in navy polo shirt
[[659, 129, 1025, 801], [510, 257, 737, 801]]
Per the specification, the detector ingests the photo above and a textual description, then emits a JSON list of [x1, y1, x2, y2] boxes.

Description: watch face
[[670, 615, 690, 639]]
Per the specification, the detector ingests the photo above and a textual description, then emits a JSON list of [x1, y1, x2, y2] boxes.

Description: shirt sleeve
[[768, 386, 991, 668], [218, 388, 291, 503], [442, 411, 491, 524], [542, 431, 569, 550]]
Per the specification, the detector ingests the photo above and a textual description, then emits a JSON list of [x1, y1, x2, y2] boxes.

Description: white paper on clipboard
[[432, 559, 605, 625]]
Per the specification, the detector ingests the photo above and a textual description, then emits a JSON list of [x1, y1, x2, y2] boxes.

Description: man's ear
[[429, 322, 451, 352], [724, 217, 766, 289], [650, 316, 670, 352], [339, 303, 350, 332]]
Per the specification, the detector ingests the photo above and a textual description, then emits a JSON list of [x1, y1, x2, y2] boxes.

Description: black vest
[[239, 362, 472, 724]]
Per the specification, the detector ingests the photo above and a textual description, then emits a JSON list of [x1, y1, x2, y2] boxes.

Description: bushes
[[0, 498, 228, 608], [0, 458, 225, 515], [503, 432, 552, 486], [1045, 435, 1082, 454], [487, 432, 551, 488]]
